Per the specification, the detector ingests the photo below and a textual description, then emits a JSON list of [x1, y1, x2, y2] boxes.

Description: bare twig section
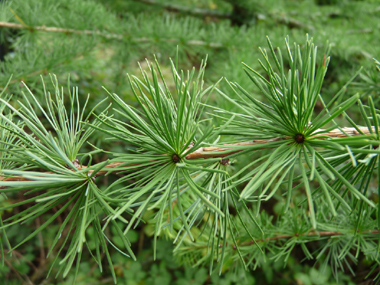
[[186, 126, 377, 159], [185, 137, 284, 159], [90, 162, 129, 176], [311, 126, 376, 138], [0, 176, 30, 183]]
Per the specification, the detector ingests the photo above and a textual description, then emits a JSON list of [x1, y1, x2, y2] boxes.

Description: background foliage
[[1, 0, 380, 284]]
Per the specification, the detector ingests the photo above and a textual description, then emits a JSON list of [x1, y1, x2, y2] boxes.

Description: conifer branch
[[1, 1, 379, 280], [227, 229, 380, 249], [131, 0, 231, 19], [0, 54, 86, 89], [131, 0, 313, 30], [246, 229, 379, 244], [0, 126, 375, 185], [0, 21, 122, 38], [185, 126, 376, 159], [0, 21, 223, 48]]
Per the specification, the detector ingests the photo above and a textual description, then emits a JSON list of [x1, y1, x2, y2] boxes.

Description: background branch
[[131, 0, 313, 29], [131, 0, 231, 19], [0, 21, 223, 48], [219, 229, 380, 250]]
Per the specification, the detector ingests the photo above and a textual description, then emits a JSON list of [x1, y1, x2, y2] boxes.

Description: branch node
[[172, 154, 180, 163], [294, 133, 305, 144]]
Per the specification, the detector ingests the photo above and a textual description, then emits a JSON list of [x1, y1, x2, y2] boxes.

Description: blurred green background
[[0, 0, 380, 284]]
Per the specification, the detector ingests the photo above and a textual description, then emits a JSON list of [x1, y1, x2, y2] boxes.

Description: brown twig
[[92, 126, 375, 165], [185, 137, 284, 159], [0, 126, 377, 184], [185, 126, 376, 159], [80, 126, 378, 169]]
